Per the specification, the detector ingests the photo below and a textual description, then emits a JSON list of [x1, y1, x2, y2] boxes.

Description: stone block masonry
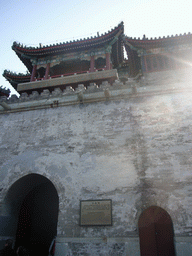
[[0, 68, 192, 255]]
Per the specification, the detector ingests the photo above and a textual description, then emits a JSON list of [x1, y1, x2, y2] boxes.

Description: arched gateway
[[4, 174, 59, 256], [138, 206, 175, 256]]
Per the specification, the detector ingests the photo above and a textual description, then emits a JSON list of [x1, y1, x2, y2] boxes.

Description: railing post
[[44, 63, 50, 80], [90, 56, 95, 72], [30, 65, 37, 82]]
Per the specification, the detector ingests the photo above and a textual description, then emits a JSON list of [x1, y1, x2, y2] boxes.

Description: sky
[[1, 0, 192, 95]]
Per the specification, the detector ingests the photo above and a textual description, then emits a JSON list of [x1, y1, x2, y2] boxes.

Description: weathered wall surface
[[0, 69, 192, 255]]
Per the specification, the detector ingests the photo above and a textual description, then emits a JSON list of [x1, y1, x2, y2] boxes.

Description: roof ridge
[[3, 70, 31, 77], [12, 22, 124, 51], [125, 32, 192, 41]]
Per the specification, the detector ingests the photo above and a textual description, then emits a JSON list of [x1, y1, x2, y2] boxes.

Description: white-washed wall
[[0, 69, 192, 255]]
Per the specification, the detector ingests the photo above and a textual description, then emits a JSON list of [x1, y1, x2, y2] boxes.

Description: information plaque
[[80, 199, 112, 226]]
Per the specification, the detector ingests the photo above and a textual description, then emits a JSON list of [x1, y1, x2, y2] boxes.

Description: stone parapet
[[1, 68, 192, 113], [17, 69, 118, 92], [0, 80, 191, 114], [0, 79, 135, 113]]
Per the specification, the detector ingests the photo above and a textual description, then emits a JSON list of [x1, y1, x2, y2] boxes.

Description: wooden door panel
[[139, 206, 175, 256]]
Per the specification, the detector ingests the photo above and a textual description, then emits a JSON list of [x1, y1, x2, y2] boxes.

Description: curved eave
[[14, 51, 33, 73], [3, 72, 31, 89], [12, 22, 124, 58], [0, 87, 10, 97], [125, 33, 192, 50], [0, 91, 9, 97], [111, 35, 124, 67]]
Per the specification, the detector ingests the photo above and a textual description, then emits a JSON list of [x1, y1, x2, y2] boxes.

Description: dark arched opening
[[37, 67, 46, 79], [138, 206, 175, 256], [4, 174, 59, 256], [95, 57, 106, 70]]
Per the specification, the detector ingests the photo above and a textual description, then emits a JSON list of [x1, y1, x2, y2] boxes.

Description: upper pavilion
[[3, 23, 124, 95], [3, 22, 192, 96], [124, 33, 192, 75]]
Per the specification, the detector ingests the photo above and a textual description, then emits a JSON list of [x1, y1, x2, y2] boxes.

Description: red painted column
[[44, 63, 50, 79], [90, 56, 95, 72], [156, 55, 160, 71], [168, 57, 173, 70], [150, 56, 154, 72], [30, 64, 37, 82], [144, 55, 148, 72], [105, 52, 111, 70], [163, 56, 166, 70]]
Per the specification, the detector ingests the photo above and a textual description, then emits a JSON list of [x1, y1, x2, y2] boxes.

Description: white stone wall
[[1, 69, 192, 255]]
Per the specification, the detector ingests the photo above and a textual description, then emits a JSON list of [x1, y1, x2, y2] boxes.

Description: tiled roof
[[3, 70, 31, 90], [125, 32, 192, 50], [12, 22, 124, 72], [0, 85, 10, 97], [4, 21, 192, 90]]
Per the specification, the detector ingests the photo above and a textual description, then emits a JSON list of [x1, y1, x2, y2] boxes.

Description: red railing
[[34, 68, 106, 81]]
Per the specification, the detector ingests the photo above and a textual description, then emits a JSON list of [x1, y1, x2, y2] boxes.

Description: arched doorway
[[4, 174, 59, 256], [138, 206, 175, 256]]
